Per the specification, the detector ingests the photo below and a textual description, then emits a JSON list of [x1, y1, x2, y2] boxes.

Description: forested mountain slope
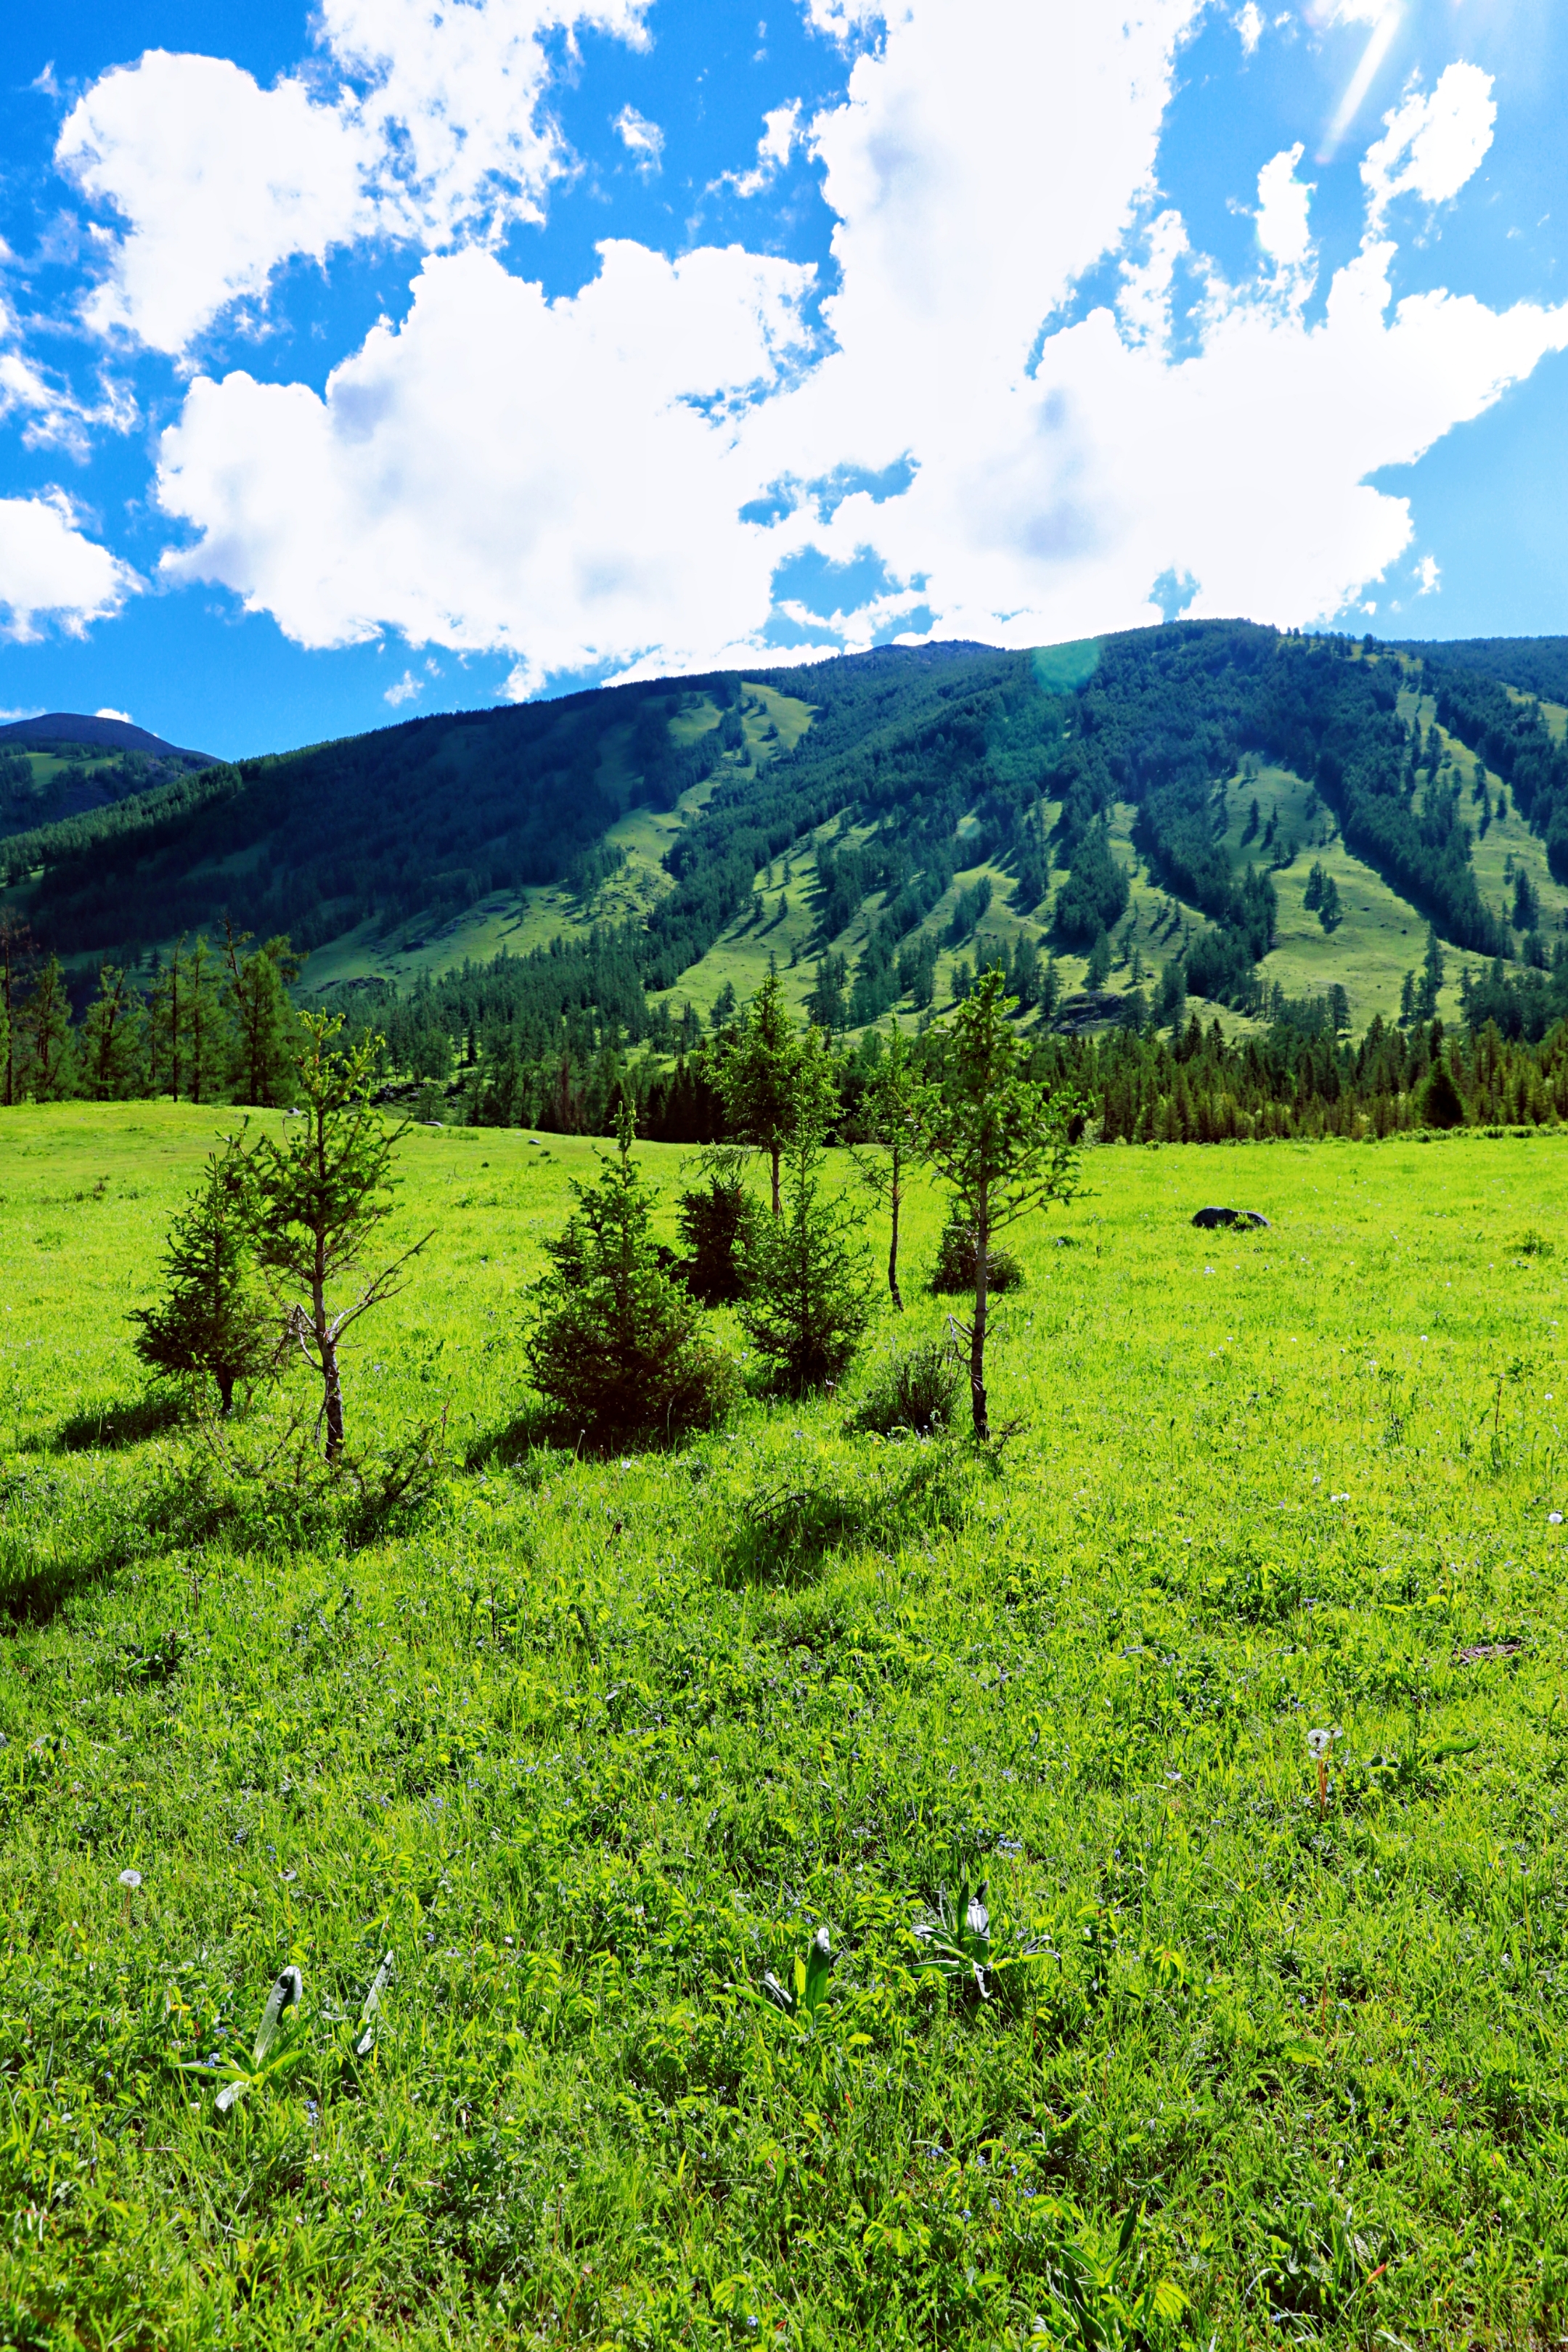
[[0, 712, 216, 843], [5, 624, 1566, 1053]]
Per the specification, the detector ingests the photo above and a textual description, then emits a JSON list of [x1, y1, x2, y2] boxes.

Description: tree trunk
[[313, 1270, 345, 1459], [321, 1331, 346, 1459], [769, 1140, 782, 1217], [216, 1370, 235, 1417], [888, 1164, 903, 1312], [970, 1191, 989, 1440]]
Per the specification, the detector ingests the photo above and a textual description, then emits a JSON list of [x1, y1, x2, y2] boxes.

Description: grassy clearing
[[6, 1107, 1568, 2345]]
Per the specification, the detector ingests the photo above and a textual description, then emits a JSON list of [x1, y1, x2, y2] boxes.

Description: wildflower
[[118, 1869, 142, 1891], [1551, 1513, 1564, 1526], [1307, 1726, 1341, 1816], [1331, 1491, 1349, 1502]]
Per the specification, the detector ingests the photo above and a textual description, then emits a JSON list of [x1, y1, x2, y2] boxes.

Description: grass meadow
[[5, 1105, 1568, 2347]]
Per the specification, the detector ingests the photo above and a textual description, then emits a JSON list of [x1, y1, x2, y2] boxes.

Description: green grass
[[7, 1106, 1568, 2345]]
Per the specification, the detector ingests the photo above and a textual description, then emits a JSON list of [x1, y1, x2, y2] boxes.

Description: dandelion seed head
[[118, 1869, 142, 1890]]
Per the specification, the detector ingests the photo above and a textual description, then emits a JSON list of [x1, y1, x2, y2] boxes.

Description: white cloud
[[95, 706, 133, 721], [57, 54, 375, 354], [1414, 553, 1440, 592], [57, 1, 654, 355], [1255, 144, 1314, 271], [0, 492, 140, 640], [384, 671, 422, 704], [719, 101, 802, 198], [613, 105, 664, 172], [0, 295, 136, 454], [156, 240, 814, 692], [123, 0, 1568, 683], [1363, 62, 1496, 225], [1236, 4, 1264, 54]]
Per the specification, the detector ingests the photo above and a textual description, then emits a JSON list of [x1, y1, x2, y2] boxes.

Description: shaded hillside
[[1397, 635, 1568, 704], [0, 711, 217, 844]]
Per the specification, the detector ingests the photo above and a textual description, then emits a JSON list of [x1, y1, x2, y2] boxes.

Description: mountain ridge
[[3, 625, 1566, 1050]]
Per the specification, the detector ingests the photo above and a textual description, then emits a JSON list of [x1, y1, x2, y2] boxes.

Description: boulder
[[1191, 1206, 1237, 1229], [1238, 1210, 1271, 1228]]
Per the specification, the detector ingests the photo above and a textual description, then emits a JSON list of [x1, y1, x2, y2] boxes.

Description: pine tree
[[247, 1014, 431, 1459], [224, 923, 304, 1106], [740, 1034, 875, 1392], [183, 936, 230, 1105], [719, 965, 828, 1214], [0, 913, 34, 1108], [129, 1137, 274, 1413], [1318, 876, 1342, 932], [1085, 930, 1111, 991], [1417, 925, 1445, 1020], [21, 955, 76, 1101], [80, 965, 147, 1100], [849, 1024, 922, 1312], [527, 1102, 733, 1436], [915, 966, 1085, 1440]]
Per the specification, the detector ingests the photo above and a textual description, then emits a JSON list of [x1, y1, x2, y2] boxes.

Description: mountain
[[0, 711, 218, 845], [3, 624, 1565, 1050], [0, 711, 216, 761]]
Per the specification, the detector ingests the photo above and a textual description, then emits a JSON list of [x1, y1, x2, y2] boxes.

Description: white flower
[[1331, 1492, 1349, 1503], [1551, 1512, 1564, 1526], [118, 1869, 142, 1890], [1307, 1728, 1339, 1759]]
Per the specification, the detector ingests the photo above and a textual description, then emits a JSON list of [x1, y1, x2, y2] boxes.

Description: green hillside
[[9, 622, 1568, 1079]]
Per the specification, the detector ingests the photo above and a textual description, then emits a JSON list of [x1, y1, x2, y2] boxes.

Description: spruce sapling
[[526, 1101, 734, 1438], [740, 1029, 875, 1392], [247, 1014, 430, 1458], [915, 965, 1083, 1440], [129, 1135, 274, 1415]]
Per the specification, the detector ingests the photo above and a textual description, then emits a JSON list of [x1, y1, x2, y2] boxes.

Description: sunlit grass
[[4, 1106, 1568, 2345]]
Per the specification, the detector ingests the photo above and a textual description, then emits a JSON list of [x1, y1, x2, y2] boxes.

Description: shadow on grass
[[465, 1397, 734, 1473], [718, 1440, 972, 1589], [38, 1393, 187, 1453]]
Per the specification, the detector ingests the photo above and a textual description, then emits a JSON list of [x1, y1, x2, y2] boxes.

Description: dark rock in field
[[1191, 1206, 1237, 1229]]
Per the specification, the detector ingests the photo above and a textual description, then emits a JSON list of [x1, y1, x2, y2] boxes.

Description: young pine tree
[[740, 1031, 875, 1392], [0, 913, 35, 1108], [20, 955, 77, 1101], [915, 965, 1084, 1440], [247, 1014, 431, 1459], [849, 1024, 923, 1312], [129, 1138, 274, 1413], [719, 965, 831, 1214], [527, 1102, 734, 1437], [80, 964, 147, 1101], [224, 922, 304, 1106]]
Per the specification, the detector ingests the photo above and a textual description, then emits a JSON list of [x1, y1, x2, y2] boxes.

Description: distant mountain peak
[[0, 711, 217, 764]]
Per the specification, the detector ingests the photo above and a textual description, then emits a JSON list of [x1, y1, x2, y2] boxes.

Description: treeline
[[0, 919, 303, 1108]]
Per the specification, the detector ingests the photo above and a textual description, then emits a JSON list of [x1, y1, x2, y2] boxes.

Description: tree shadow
[[39, 1393, 187, 1453]]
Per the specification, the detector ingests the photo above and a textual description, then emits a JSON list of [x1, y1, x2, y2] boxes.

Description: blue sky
[[0, 0, 1563, 758]]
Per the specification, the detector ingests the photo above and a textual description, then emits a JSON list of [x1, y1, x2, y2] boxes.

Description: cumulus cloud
[[57, 0, 653, 354], [57, 54, 375, 354], [95, 706, 133, 721], [157, 241, 815, 692], [1363, 62, 1497, 224], [60, 0, 1568, 685], [0, 492, 140, 640]]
